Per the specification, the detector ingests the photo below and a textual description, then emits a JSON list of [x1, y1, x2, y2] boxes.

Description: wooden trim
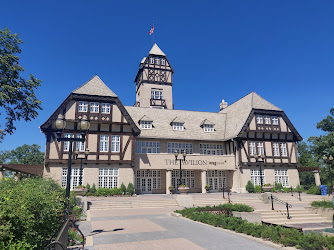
[[97, 134, 100, 160], [120, 135, 123, 160], [45, 134, 51, 160], [45, 159, 132, 165], [122, 136, 132, 160], [131, 135, 135, 166]]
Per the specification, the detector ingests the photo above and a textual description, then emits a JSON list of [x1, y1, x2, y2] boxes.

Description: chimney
[[220, 99, 228, 111]]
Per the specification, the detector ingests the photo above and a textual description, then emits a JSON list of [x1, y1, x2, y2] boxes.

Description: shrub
[[274, 182, 284, 192], [0, 177, 65, 249], [127, 183, 135, 195], [311, 201, 332, 208], [121, 183, 127, 194], [91, 183, 97, 194], [86, 183, 91, 193], [246, 180, 255, 193], [254, 185, 261, 193], [306, 186, 321, 195]]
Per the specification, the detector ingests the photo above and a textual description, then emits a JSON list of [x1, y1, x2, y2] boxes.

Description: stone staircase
[[193, 196, 262, 207], [89, 199, 179, 210]]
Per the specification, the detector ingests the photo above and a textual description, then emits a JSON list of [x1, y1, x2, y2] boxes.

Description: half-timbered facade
[[41, 43, 302, 193]]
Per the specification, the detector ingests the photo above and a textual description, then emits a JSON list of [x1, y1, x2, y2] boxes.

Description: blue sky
[[0, 1, 333, 151]]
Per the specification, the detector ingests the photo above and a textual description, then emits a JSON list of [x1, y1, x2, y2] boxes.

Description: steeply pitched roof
[[221, 92, 282, 139], [148, 43, 166, 56], [72, 75, 117, 97], [125, 106, 227, 141]]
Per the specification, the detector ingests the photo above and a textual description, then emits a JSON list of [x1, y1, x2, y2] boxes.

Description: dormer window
[[140, 121, 152, 129], [90, 102, 99, 113], [173, 122, 184, 131], [256, 115, 263, 124], [101, 103, 111, 114], [203, 124, 214, 132], [78, 101, 88, 112], [155, 58, 160, 65]]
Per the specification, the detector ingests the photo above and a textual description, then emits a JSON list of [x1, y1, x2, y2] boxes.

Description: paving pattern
[[79, 207, 276, 250]]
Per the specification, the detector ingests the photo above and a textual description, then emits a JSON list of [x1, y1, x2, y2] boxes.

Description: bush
[[86, 183, 91, 193], [254, 185, 261, 193], [274, 182, 284, 192], [127, 182, 135, 195], [306, 186, 321, 195], [246, 180, 255, 193], [91, 183, 97, 194], [0, 177, 65, 249], [311, 201, 332, 208], [121, 183, 127, 194]]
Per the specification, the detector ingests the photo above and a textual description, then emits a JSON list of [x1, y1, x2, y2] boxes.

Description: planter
[[262, 186, 274, 192], [74, 188, 87, 196], [206, 189, 210, 193], [178, 186, 190, 194]]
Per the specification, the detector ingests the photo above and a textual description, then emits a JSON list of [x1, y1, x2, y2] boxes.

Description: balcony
[[150, 98, 166, 108]]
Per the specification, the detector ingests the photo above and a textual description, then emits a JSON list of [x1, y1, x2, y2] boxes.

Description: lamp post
[[254, 154, 265, 193], [74, 149, 89, 186], [323, 155, 334, 195], [54, 114, 90, 220], [174, 150, 187, 187]]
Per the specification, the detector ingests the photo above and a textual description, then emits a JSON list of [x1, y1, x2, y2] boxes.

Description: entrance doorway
[[206, 170, 226, 192], [135, 170, 161, 194]]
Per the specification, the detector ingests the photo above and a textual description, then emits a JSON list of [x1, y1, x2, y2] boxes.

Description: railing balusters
[[269, 194, 292, 219]]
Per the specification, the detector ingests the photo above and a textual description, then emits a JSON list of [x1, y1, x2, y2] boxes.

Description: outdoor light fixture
[[254, 154, 265, 193], [54, 114, 90, 220], [174, 150, 187, 187], [323, 155, 334, 195], [74, 149, 89, 186]]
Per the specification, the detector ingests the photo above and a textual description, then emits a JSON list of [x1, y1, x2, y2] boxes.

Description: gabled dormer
[[134, 44, 174, 109]]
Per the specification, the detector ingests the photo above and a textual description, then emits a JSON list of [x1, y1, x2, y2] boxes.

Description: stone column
[[313, 170, 321, 186], [166, 168, 172, 194], [201, 170, 207, 193]]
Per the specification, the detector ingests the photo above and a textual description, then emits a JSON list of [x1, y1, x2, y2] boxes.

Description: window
[[90, 102, 99, 113], [63, 133, 74, 151], [264, 115, 271, 125], [251, 169, 265, 186], [273, 142, 280, 156], [100, 135, 109, 152], [62, 168, 81, 190], [151, 90, 163, 99], [200, 144, 224, 155], [140, 121, 152, 129], [111, 135, 120, 152], [203, 124, 214, 132], [78, 101, 88, 112], [256, 115, 263, 124], [101, 103, 111, 114], [172, 170, 194, 188], [249, 141, 256, 156], [257, 141, 264, 156], [149, 57, 154, 64], [98, 168, 118, 188], [135, 170, 161, 190], [172, 122, 184, 131], [155, 58, 160, 65], [272, 116, 279, 125], [135, 141, 160, 154], [168, 142, 193, 154], [280, 142, 287, 157], [275, 169, 289, 187], [161, 58, 165, 65], [76, 134, 85, 152]]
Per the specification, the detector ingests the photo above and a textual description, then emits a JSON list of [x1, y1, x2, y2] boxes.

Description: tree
[[308, 108, 334, 186], [0, 144, 44, 165], [0, 28, 42, 142]]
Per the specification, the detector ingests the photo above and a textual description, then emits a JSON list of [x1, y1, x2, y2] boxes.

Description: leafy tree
[[0, 144, 44, 165], [0, 28, 42, 142], [308, 108, 334, 186]]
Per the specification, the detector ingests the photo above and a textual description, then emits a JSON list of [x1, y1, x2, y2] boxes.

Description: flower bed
[[175, 204, 334, 249]]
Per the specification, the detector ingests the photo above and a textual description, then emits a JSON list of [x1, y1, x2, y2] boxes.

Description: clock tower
[[134, 43, 174, 109]]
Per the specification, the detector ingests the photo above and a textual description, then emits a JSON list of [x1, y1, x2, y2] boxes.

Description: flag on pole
[[149, 23, 154, 35]]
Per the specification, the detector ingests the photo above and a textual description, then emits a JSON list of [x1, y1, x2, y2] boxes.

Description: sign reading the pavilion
[[165, 159, 226, 166]]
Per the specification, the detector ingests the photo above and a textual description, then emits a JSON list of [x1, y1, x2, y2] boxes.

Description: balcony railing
[[150, 98, 166, 108]]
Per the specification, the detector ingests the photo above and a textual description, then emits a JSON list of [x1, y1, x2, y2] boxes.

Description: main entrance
[[135, 170, 161, 194], [206, 170, 226, 192]]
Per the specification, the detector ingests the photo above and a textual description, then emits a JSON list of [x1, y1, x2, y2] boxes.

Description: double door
[[141, 177, 153, 194]]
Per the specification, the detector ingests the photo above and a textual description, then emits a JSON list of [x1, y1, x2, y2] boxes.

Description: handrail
[[269, 194, 292, 219], [44, 219, 85, 250]]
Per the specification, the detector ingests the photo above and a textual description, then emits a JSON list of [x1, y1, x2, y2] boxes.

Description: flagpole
[[153, 21, 155, 45]]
